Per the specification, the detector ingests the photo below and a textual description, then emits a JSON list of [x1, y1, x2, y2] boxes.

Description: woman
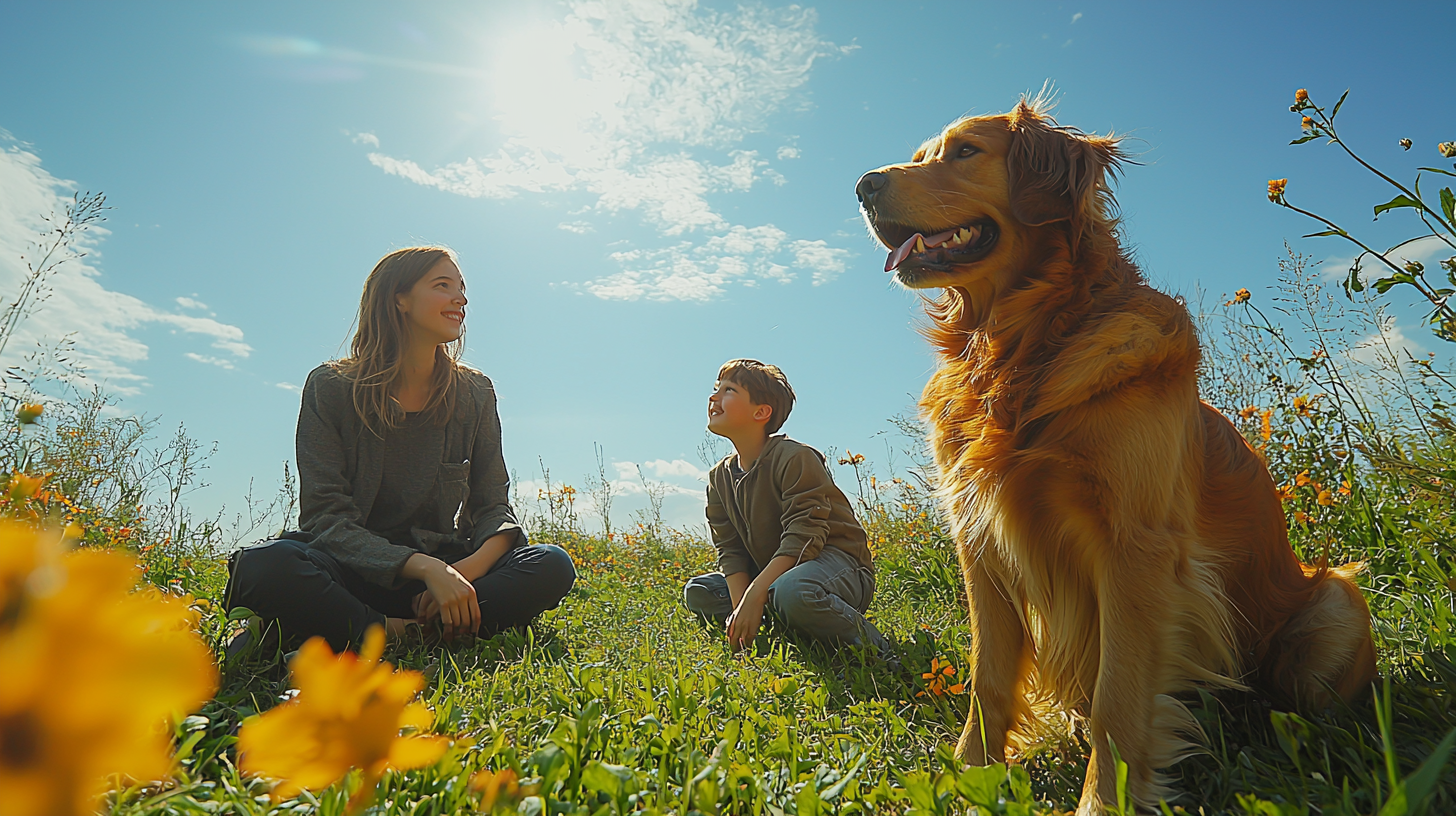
[[227, 246, 575, 652]]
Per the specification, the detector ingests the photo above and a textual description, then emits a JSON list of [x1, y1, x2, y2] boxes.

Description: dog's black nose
[[856, 171, 888, 204]]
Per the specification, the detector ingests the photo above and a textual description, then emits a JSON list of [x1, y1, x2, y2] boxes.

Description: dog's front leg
[[1077, 555, 1174, 816], [957, 554, 1031, 766]]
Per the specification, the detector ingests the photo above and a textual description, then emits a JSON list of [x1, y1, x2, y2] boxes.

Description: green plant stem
[[1278, 198, 1456, 327], [1307, 101, 1456, 237]]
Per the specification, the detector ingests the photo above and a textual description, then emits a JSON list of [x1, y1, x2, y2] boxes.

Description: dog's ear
[[1006, 100, 1122, 241]]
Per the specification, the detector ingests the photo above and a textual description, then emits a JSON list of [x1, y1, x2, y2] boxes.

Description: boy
[[683, 359, 889, 653]]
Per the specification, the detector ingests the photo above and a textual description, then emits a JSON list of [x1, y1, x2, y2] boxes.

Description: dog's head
[[857, 98, 1124, 292]]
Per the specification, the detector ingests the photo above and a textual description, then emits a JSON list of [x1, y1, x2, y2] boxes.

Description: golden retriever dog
[[856, 97, 1377, 813]]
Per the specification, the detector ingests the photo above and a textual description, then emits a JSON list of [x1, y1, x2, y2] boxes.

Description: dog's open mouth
[[881, 220, 999, 274]]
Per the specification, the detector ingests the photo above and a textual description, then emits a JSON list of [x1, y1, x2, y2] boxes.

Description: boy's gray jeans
[[682, 546, 889, 650]]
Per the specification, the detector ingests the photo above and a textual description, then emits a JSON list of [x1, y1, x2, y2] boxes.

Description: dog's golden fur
[[857, 98, 1376, 814]]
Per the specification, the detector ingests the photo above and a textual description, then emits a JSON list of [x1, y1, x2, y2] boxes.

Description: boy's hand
[[726, 592, 766, 652]]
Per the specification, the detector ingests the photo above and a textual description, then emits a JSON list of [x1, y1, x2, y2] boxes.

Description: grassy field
[[98, 461, 1455, 815]]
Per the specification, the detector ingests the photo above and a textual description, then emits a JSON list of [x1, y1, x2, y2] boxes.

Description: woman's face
[[395, 257, 467, 346]]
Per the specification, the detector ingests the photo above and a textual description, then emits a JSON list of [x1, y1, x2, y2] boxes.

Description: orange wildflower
[[1238, 405, 1258, 420], [471, 767, 521, 813], [1259, 409, 1273, 441], [1295, 89, 1309, 104], [15, 403, 43, 425], [8, 473, 47, 502], [1268, 178, 1288, 202]]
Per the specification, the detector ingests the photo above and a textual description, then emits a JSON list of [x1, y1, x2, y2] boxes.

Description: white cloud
[[1071, 12, 1083, 23], [176, 295, 208, 310], [790, 239, 851, 285], [185, 352, 235, 369], [631, 458, 709, 481], [0, 132, 251, 395], [1321, 234, 1453, 283], [776, 145, 800, 160], [558, 220, 595, 234], [607, 460, 702, 496], [351, 131, 380, 147], [364, 0, 854, 301], [581, 223, 855, 301], [1349, 313, 1427, 371], [275, 381, 303, 395]]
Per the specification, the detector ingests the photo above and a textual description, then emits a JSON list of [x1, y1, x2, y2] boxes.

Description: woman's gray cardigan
[[296, 364, 525, 588]]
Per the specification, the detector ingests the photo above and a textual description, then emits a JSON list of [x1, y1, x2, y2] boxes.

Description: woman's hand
[[403, 553, 479, 640]]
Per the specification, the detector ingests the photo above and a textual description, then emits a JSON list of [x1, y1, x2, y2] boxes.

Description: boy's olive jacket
[[706, 435, 873, 577], [295, 364, 525, 589]]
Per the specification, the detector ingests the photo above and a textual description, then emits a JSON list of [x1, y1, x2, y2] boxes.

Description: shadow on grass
[[1164, 650, 1456, 814]]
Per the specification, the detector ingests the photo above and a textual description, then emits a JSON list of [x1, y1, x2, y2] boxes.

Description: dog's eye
[[955, 144, 980, 159]]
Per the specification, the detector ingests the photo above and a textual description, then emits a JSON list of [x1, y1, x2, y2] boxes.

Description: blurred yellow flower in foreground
[[0, 522, 217, 816], [237, 626, 448, 809], [15, 403, 43, 425]]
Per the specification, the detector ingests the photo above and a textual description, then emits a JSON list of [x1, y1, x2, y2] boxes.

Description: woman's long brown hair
[[333, 246, 465, 437]]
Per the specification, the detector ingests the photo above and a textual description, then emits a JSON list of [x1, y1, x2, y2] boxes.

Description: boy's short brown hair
[[717, 359, 796, 434]]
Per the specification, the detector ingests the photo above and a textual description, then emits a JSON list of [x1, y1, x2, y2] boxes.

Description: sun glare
[[490, 22, 592, 152]]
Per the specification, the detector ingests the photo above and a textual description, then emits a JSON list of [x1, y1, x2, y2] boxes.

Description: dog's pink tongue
[[885, 229, 959, 272], [885, 233, 922, 273]]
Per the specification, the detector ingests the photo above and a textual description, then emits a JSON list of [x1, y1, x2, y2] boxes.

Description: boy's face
[[707, 377, 771, 438]]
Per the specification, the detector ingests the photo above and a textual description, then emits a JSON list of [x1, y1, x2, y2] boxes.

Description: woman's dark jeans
[[226, 537, 576, 652]]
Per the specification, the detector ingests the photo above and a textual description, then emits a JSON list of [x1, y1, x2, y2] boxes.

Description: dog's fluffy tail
[[1264, 563, 1377, 710]]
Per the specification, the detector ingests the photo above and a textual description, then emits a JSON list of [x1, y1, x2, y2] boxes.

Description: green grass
[[102, 493, 1455, 816]]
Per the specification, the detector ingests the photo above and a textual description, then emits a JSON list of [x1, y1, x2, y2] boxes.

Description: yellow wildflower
[[15, 404, 43, 425], [1294, 470, 1313, 487], [1259, 409, 1273, 441], [1293, 510, 1310, 524], [1267, 178, 1288, 203], [1316, 489, 1334, 506], [1238, 405, 1258, 420], [1294, 88, 1309, 104], [1225, 288, 1252, 306], [0, 522, 217, 816], [1292, 395, 1315, 417], [237, 626, 448, 807], [1301, 116, 1315, 131]]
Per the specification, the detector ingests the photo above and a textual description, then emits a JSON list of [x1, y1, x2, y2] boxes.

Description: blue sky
[[1, 1, 1453, 533]]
